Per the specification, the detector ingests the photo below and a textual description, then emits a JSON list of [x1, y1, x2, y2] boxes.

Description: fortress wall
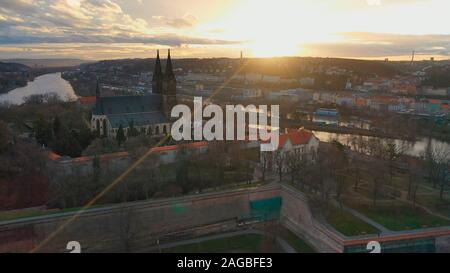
[[280, 185, 344, 253], [0, 185, 281, 253], [2, 183, 448, 253]]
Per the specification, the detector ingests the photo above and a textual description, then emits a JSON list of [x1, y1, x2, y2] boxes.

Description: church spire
[[153, 49, 162, 79], [165, 49, 175, 80], [152, 49, 163, 94], [162, 49, 177, 119]]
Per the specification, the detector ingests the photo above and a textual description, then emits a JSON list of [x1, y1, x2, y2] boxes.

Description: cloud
[[0, 34, 241, 47], [0, 0, 235, 47], [343, 32, 450, 56], [152, 13, 198, 28], [1, 0, 448, 60], [302, 32, 450, 58]]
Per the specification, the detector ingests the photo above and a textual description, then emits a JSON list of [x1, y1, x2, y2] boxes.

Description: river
[[313, 131, 449, 158], [0, 73, 77, 105]]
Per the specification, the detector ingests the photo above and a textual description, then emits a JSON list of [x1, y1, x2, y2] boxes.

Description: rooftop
[[93, 94, 162, 116], [107, 111, 168, 129], [278, 128, 315, 148]]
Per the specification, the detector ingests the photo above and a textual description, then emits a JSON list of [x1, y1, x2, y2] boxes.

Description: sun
[[204, 0, 324, 58], [249, 38, 300, 58]]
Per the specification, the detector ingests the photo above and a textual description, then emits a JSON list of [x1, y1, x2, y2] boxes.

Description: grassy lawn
[[350, 202, 450, 231], [323, 205, 380, 236], [278, 227, 316, 253], [390, 173, 412, 192], [390, 174, 435, 195], [354, 186, 392, 201], [416, 195, 450, 217], [163, 234, 270, 253]]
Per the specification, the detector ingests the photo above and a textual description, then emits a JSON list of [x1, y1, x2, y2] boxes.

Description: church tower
[[162, 49, 177, 119], [152, 50, 163, 94], [95, 78, 104, 114], [95, 78, 101, 98]]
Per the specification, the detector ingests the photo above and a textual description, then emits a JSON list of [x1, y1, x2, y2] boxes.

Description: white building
[[261, 128, 320, 173]]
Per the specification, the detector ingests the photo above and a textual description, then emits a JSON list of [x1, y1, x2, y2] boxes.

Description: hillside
[[0, 62, 30, 73], [2, 58, 91, 68], [0, 62, 31, 94]]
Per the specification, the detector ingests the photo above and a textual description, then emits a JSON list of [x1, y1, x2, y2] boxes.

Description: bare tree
[[273, 150, 285, 182], [384, 140, 404, 185], [117, 206, 140, 253], [367, 137, 384, 158], [260, 151, 271, 181], [404, 157, 423, 207], [309, 143, 345, 203], [328, 141, 349, 203], [423, 138, 439, 188], [285, 149, 307, 187], [369, 160, 387, 206], [243, 160, 253, 184], [205, 141, 227, 187], [423, 141, 450, 199], [228, 141, 242, 170], [434, 146, 450, 200], [351, 159, 363, 192]]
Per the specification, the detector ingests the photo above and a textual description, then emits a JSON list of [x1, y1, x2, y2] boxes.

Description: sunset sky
[[0, 0, 449, 60]]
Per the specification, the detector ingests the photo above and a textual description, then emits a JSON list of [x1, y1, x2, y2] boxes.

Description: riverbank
[[283, 119, 416, 141], [0, 84, 26, 95], [0, 73, 77, 105], [61, 73, 96, 97]]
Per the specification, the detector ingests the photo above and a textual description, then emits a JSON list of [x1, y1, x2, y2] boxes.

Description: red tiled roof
[[429, 99, 442, 104], [152, 141, 209, 153], [345, 229, 450, 247], [278, 128, 314, 148], [78, 96, 96, 105], [71, 156, 92, 163], [48, 142, 210, 162], [48, 152, 61, 161]]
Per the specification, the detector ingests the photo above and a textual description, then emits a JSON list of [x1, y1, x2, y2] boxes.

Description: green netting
[[240, 197, 282, 222]]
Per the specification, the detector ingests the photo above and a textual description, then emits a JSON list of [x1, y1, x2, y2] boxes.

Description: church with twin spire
[[91, 50, 177, 139]]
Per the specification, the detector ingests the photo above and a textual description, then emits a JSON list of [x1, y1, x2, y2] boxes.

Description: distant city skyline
[[1, 0, 449, 60]]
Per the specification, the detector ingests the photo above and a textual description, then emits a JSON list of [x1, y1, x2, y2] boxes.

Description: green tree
[[51, 126, 82, 157], [53, 115, 61, 136], [0, 121, 12, 153], [34, 118, 53, 147], [175, 145, 191, 194], [128, 121, 139, 137]]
